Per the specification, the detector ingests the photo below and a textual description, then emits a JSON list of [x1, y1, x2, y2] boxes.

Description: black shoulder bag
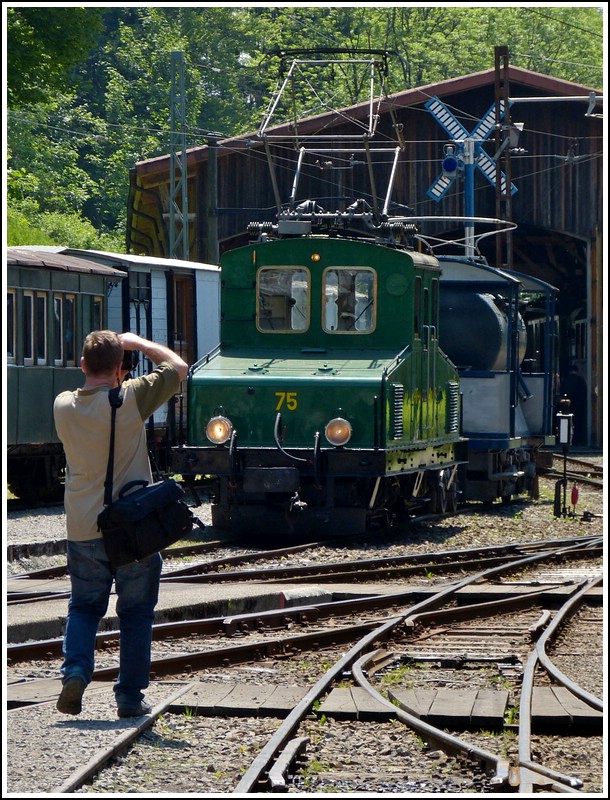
[[97, 386, 194, 568]]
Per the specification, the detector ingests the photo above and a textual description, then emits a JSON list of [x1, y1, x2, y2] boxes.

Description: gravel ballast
[[5, 470, 605, 794]]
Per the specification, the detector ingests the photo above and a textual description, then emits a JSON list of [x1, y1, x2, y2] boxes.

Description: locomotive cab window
[[257, 267, 309, 332], [323, 267, 376, 333]]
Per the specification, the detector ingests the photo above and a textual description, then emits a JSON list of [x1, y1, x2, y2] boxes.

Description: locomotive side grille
[[391, 384, 404, 439], [447, 381, 460, 433]]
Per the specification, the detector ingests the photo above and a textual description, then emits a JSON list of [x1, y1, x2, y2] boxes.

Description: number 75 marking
[[275, 392, 298, 411]]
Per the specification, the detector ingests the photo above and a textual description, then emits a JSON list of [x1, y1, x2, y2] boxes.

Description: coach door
[[172, 274, 194, 369], [171, 273, 194, 441]]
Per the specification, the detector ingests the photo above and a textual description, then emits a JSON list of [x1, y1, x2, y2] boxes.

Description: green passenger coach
[[6, 248, 126, 500]]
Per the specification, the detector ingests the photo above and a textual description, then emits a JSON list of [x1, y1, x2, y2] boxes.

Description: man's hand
[[118, 332, 142, 351], [118, 333, 188, 380]]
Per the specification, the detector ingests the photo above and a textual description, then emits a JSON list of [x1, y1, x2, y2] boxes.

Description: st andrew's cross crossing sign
[[425, 96, 518, 202]]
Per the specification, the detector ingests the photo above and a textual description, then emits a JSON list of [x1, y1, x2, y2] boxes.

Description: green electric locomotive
[[173, 49, 556, 534], [173, 232, 467, 534]]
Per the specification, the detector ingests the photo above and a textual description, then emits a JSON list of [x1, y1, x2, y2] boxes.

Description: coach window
[[35, 293, 47, 364], [23, 290, 34, 365], [128, 271, 151, 335], [53, 295, 63, 365], [93, 295, 104, 332], [64, 293, 76, 366], [7, 290, 16, 364], [257, 267, 309, 332], [323, 268, 375, 333]]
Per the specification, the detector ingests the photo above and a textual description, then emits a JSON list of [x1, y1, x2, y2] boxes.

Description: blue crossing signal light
[[442, 154, 459, 175]]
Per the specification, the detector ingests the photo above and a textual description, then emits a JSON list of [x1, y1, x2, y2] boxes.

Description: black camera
[[121, 350, 139, 372]]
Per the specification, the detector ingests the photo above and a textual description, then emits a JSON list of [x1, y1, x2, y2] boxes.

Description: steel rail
[[8, 531, 601, 583], [7, 538, 601, 662], [518, 649, 583, 794], [7, 536, 333, 581], [542, 469, 603, 489], [11, 534, 600, 596], [535, 575, 604, 711], [9, 576, 570, 664], [8, 585, 444, 662], [552, 455, 603, 473], [7, 536, 601, 662], [159, 535, 602, 584], [234, 565, 503, 792], [52, 682, 198, 793], [518, 575, 602, 793], [403, 583, 574, 627], [232, 614, 402, 793], [352, 649, 509, 784], [232, 538, 596, 792]]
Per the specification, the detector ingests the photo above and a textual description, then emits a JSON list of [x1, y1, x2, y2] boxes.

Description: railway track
[[7, 534, 602, 665], [6, 470, 604, 794], [6, 537, 603, 794], [232, 540, 603, 794], [540, 454, 604, 489], [7, 532, 603, 605]]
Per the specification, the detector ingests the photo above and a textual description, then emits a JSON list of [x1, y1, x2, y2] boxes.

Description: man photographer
[[53, 331, 188, 718]]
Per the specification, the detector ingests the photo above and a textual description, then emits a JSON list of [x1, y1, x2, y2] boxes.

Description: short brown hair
[[82, 330, 123, 375]]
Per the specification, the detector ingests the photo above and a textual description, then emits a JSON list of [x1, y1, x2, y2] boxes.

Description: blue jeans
[[62, 538, 162, 709]]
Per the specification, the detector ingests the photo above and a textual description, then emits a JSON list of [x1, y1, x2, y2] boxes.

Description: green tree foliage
[[6, 5, 603, 249], [6, 208, 56, 247], [6, 207, 123, 251], [7, 6, 105, 105]]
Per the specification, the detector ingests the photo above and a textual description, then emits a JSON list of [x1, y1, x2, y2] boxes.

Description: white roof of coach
[[21, 246, 220, 273]]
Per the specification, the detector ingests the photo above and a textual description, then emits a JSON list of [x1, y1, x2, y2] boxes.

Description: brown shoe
[[56, 677, 86, 715]]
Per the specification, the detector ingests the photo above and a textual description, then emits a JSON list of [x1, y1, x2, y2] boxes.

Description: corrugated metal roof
[[61, 248, 221, 273], [6, 247, 127, 278], [16, 246, 220, 273]]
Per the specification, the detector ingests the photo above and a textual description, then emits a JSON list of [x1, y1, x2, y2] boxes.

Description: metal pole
[[206, 135, 219, 264], [463, 139, 475, 257], [494, 45, 511, 269], [170, 51, 189, 260]]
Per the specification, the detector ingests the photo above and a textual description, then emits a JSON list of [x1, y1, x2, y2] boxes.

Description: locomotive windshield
[[256, 265, 377, 334], [257, 267, 309, 332], [324, 267, 376, 333]]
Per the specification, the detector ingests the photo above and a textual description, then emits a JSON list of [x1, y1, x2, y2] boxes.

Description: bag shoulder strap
[[108, 385, 124, 409], [103, 386, 125, 507]]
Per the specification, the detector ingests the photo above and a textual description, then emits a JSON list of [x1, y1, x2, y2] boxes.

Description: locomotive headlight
[[325, 417, 352, 447], [206, 415, 233, 445]]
